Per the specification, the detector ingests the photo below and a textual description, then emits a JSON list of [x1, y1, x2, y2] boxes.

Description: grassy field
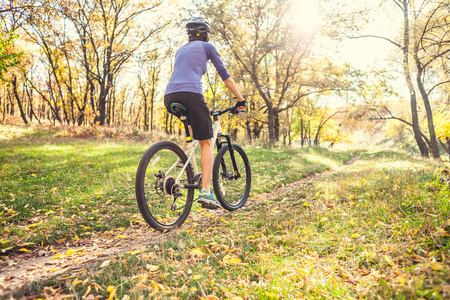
[[2, 127, 449, 299], [0, 128, 349, 254], [28, 152, 450, 299]]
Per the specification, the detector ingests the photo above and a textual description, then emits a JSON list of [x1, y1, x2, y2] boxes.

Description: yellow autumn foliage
[[434, 106, 450, 141]]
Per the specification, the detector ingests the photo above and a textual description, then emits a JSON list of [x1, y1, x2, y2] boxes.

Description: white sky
[[128, 0, 406, 106], [290, 0, 406, 107], [291, 0, 401, 70], [166, 0, 401, 71]]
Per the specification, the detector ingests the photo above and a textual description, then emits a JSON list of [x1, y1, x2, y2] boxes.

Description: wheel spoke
[[213, 144, 251, 211], [135, 142, 194, 231]]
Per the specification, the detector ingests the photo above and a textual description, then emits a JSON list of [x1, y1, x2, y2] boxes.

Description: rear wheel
[[212, 144, 251, 211], [135, 141, 194, 232]]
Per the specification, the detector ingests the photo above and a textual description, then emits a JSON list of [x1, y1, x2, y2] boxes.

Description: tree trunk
[[1, 95, 5, 122], [25, 83, 41, 125], [12, 77, 28, 125], [245, 119, 252, 143], [401, 0, 429, 157], [267, 105, 276, 143], [300, 119, 304, 147], [150, 97, 154, 132], [287, 109, 292, 146], [144, 94, 148, 131], [314, 128, 320, 146], [96, 82, 107, 125], [416, 66, 440, 159], [308, 120, 311, 146], [7, 90, 15, 115], [274, 112, 280, 142], [439, 138, 450, 157]]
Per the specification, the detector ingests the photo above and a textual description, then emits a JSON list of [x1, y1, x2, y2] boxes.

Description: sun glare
[[291, 0, 321, 34]]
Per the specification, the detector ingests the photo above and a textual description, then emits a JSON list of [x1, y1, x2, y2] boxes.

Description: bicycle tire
[[212, 143, 251, 211], [135, 141, 194, 232]]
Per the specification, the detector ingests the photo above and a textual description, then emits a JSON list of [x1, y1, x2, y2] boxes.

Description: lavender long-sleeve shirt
[[165, 41, 231, 95]]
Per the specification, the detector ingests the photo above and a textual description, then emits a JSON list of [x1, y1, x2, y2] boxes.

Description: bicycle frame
[[175, 118, 223, 188], [135, 102, 250, 231], [158, 103, 244, 197]]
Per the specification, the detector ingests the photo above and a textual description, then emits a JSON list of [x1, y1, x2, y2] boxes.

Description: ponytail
[[188, 32, 209, 42]]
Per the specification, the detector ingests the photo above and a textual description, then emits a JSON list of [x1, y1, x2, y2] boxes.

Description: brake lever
[[230, 106, 239, 114]]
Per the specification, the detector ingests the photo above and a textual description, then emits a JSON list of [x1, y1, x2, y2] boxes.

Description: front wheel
[[212, 144, 251, 211], [135, 141, 194, 232]]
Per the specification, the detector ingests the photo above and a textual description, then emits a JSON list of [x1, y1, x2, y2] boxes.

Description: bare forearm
[[223, 77, 244, 102]]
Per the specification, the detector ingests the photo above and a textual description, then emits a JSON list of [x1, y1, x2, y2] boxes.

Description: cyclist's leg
[[199, 138, 213, 191], [197, 138, 221, 209], [182, 125, 194, 152]]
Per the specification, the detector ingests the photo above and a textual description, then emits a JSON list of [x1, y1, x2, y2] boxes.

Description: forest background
[[1, 0, 449, 159], [1, 0, 450, 298]]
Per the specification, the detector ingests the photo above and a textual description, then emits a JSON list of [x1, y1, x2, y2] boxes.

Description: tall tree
[[136, 49, 165, 131], [18, 0, 168, 126], [198, 0, 353, 143], [57, 0, 168, 125], [353, 0, 450, 158], [413, 0, 450, 159]]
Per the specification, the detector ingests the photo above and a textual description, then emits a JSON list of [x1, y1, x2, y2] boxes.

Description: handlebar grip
[[230, 106, 239, 114], [235, 100, 247, 107]]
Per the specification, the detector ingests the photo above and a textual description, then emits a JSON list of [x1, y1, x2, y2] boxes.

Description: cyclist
[[164, 17, 246, 210]]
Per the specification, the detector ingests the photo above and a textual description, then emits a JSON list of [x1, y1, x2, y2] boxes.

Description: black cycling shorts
[[164, 92, 213, 140]]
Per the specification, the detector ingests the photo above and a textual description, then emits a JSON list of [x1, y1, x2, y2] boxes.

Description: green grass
[[0, 138, 143, 251], [24, 150, 449, 299], [0, 130, 349, 253]]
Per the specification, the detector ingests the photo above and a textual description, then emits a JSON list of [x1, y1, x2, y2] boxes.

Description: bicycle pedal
[[201, 203, 220, 210]]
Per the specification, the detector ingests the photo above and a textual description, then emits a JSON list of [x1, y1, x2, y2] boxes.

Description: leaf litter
[[2, 153, 449, 299], [0, 156, 359, 298]]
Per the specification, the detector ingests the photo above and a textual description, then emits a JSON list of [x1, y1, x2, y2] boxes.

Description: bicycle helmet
[[186, 17, 211, 34]]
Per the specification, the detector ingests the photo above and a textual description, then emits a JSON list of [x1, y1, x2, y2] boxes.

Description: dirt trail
[[0, 155, 359, 298]]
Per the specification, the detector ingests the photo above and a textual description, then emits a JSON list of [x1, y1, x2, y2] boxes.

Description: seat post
[[169, 102, 192, 143], [179, 116, 192, 143]]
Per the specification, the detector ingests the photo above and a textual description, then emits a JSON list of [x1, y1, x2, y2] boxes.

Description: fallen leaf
[[100, 260, 111, 268], [65, 249, 77, 256], [91, 283, 103, 292], [84, 285, 92, 298], [383, 255, 396, 267], [107, 286, 116, 300], [53, 253, 63, 259], [223, 254, 242, 265], [146, 264, 159, 272], [190, 248, 206, 257], [73, 279, 82, 287]]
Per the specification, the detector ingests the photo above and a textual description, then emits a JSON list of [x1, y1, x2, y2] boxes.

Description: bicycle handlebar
[[211, 100, 247, 117]]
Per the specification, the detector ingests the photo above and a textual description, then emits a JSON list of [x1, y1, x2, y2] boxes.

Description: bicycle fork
[[216, 133, 241, 179]]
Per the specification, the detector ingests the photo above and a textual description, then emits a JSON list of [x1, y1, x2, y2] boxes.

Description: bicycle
[[135, 101, 251, 232]]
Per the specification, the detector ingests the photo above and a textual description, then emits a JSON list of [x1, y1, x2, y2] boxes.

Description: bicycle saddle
[[170, 102, 188, 117]]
